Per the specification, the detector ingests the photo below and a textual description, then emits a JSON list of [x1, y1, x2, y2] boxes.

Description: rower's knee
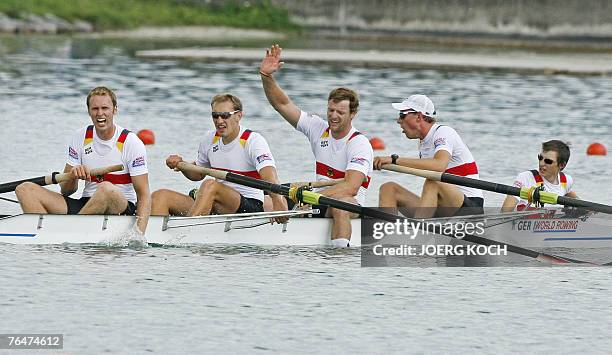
[[379, 181, 401, 195], [15, 182, 40, 200], [151, 188, 172, 207], [423, 179, 440, 189], [152, 188, 172, 202], [92, 181, 120, 199], [199, 179, 219, 194]]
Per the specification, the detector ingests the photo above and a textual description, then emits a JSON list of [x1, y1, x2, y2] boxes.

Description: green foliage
[[0, 0, 298, 31]]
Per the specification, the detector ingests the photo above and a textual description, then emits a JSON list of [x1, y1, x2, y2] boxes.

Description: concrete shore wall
[[272, 0, 612, 39], [193, 0, 612, 39]]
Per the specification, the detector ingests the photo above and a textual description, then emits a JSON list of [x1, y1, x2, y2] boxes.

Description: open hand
[[260, 44, 284, 76]]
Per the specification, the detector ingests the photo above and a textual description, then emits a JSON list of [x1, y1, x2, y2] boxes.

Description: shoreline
[[81, 26, 286, 41], [135, 47, 612, 76]]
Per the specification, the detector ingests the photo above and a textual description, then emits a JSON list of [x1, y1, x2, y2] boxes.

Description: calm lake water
[[1, 35, 611, 353]]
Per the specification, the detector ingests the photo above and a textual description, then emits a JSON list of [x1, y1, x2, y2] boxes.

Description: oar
[[381, 164, 612, 215], [289, 179, 343, 189], [176, 162, 591, 264], [0, 164, 124, 194], [0, 196, 18, 203]]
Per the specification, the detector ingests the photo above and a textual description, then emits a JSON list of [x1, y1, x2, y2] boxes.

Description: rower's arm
[[260, 44, 301, 128], [182, 164, 206, 181], [396, 150, 451, 172], [166, 155, 205, 181], [132, 173, 151, 233], [60, 163, 78, 196], [501, 195, 518, 212], [258, 166, 289, 223], [319, 170, 365, 199]]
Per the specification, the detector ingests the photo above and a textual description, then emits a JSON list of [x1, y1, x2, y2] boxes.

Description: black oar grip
[[51, 172, 60, 184]]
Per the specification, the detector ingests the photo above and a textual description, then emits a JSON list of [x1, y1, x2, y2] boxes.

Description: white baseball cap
[[391, 94, 436, 117]]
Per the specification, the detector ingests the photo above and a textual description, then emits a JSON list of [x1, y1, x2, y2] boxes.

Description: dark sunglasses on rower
[[398, 110, 417, 120], [212, 110, 241, 119], [538, 154, 555, 165]]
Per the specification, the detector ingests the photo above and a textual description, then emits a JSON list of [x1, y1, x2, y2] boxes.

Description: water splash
[[102, 222, 149, 250]]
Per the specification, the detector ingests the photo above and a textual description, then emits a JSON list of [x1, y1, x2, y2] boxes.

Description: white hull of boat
[[0, 213, 360, 246], [0, 211, 610, 248]]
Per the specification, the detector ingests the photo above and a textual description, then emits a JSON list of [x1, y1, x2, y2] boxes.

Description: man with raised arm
[[15, 86, 151, 233], [501, 140, 578, 212], [259, 44, 374, 248], [373, 94, 483, 218], [151, 93, 287, 221]]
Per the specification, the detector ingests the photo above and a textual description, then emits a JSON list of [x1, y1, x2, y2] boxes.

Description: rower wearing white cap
[[373, 94, 484, 218]]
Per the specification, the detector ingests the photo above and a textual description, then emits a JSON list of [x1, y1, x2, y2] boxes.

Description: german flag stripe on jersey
[[315, 162, 371, 188], [320, 128, 330, 139], [530, 170, 545, 186], [116, 129, 130, 152], [560, 172, 567, 189], [84, 125, 94, 145], [348, 131, 362, 141], [530, 170, 567, 188], [212, 132, 221, 144], [239, 129, 253, 147]]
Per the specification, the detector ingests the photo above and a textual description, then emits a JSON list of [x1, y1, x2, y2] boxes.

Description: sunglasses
[[398, 110, 418, 120], [212, 110, 240, 119], [538, 154, 555, 165]]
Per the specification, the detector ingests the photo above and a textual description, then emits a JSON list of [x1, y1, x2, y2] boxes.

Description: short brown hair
[[328, 87, 359, 114], [87, 86, 117, 109], [211, 93, 242, 111], [542, 140, 571, 169]]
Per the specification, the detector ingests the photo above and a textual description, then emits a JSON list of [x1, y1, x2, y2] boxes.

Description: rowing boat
[[0, 210, 357, 246], [1, 208, 610, 248]]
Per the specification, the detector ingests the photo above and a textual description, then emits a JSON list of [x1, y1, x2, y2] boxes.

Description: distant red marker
[[137, 129, 155, 145], [586, 142, 607, 156], [369, 137, 385, 150]]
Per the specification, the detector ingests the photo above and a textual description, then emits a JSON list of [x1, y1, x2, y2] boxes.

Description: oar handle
[[177, 162, 228, 181], [53, 164, 125, 184], [381, 164, 443, 181], [290, 179, 343, 188]]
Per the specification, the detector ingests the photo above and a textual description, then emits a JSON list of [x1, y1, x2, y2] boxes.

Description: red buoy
[[369, 137, 386, 150], [137, 129, 155, 145], [586, 142, 607, 156]]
